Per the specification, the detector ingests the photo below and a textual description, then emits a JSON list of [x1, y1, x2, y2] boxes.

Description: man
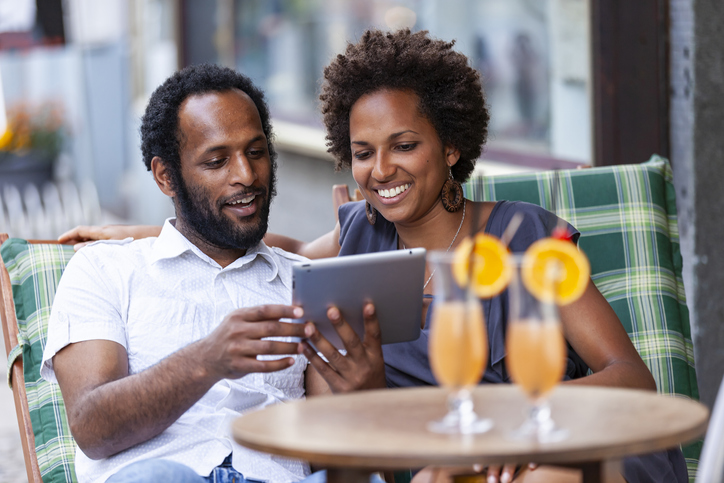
[[41, 64, 385, 483]]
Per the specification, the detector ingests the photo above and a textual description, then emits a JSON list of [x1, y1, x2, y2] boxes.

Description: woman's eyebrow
[[388, 130, 418, 140], [351, 130, 419, 146]]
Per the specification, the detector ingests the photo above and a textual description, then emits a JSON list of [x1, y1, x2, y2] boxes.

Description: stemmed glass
[[505, 262, 568, 442], [427, 251, 493, 434]]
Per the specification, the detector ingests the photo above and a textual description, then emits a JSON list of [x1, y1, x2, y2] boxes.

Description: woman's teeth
[[377, 184, 410, 199], [229, 195, 255, 206]]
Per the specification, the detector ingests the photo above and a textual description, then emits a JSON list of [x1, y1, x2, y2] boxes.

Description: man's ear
[[151, 156, 176, 198], [444, 145, 461, 167]]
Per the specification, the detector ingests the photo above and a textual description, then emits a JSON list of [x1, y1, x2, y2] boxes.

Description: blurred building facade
[[0, 0, 723, 409]]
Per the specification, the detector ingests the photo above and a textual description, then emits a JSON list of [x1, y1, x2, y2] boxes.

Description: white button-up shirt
[[41, 219, 311, 483]]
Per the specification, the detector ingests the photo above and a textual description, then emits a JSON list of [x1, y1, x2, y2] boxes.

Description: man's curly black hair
[[320, 29, 489, 183], [140, 63, 277, 185]]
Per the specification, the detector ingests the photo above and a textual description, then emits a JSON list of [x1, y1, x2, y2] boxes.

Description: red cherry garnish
[[552, 226, 572, 241]]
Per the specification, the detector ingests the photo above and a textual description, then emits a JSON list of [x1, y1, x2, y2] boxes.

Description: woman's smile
[[374, 183, 411, 202]]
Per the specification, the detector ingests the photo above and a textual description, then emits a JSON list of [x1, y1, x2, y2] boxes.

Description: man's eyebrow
[[200, 135, 266, 154], [351, 130, 418, 146]]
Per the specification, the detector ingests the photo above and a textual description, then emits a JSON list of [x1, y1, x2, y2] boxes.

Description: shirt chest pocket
[[126, 298, 199, 373]]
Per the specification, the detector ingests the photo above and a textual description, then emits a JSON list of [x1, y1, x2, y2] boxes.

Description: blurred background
[[0, 0, 594, 242], [2, 0, 724, 414]]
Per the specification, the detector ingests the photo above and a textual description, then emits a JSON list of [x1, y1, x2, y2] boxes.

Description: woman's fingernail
[[500, 473, 511, 483], [304, 323, 315, 337], [473, 464, 483, 472], [487, 475, 497, 483], [293, 307, 303, 318]]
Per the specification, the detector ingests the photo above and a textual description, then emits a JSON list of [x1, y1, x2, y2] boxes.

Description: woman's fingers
[[485, 464, 516, 483]]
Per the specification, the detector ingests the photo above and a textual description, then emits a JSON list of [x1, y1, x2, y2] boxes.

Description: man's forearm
[[65, 342, 217, 460]]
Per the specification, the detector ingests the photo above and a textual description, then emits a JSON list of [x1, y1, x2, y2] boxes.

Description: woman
[[62, 29, 685, 483]]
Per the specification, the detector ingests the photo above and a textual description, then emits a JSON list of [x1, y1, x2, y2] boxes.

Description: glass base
[[427, 413, 494, 434], [506, 401, 568, 443]]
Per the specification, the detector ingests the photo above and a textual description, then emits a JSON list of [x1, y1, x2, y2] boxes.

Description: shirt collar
[[150, 218, 287, 288]]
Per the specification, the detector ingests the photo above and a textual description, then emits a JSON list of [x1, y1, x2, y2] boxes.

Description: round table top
[[232, 385, 708, 470]]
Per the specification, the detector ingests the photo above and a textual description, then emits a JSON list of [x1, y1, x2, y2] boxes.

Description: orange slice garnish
[[521, 238, 590, 305], [452, 234, 513, 298]]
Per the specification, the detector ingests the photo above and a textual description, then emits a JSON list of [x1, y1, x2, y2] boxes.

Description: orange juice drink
[[429, 300, 487, 388], [506, 320, 567, 399]]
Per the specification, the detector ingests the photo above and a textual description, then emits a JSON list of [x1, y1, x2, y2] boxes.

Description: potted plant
[[0, 102, 66, 188]]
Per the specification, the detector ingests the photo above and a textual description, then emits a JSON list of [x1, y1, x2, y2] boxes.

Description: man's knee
[[107, 458, 205, 483]]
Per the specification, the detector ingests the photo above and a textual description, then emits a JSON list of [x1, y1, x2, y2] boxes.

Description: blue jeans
[[106, 456, 385, 483]]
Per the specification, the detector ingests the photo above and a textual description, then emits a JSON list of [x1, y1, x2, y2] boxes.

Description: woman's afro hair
[[320, 29, 489, 183]]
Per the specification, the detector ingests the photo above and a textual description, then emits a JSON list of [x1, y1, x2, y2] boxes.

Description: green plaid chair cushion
[[465, 155, 701, 481], [2, 239, 77, 483]]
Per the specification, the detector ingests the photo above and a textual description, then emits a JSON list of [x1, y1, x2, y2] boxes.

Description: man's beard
[[173, 170, 275, 251]]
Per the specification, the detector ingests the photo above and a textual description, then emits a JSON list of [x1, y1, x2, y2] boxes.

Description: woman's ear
[[151, 156, 176, 198], [444, 145, 461, 167]]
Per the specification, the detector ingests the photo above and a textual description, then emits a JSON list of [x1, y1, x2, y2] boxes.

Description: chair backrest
[[464, 155, 701, 481], [1, 235, 77, 483], [696, 374, 724, 483]]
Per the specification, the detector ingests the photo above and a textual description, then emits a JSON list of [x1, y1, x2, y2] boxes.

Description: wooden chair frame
[[1, 233, 60, 483]]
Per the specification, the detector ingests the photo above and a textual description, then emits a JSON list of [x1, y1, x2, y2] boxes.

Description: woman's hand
[[301, 302, 387, 393], [58, 225, 162, 250], [410, 463, 523, 483]]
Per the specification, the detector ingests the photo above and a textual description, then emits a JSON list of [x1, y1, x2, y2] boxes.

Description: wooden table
[[232, 385, 708, 483]]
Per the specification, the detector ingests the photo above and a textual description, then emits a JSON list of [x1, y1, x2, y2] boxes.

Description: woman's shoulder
[[338, 201, 397, 255], [487, 200, 579, 252]]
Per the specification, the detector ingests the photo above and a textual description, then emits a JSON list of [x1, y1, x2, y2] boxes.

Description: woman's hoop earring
[[365, 201, 377, 225], [441, 168, 464, 213]]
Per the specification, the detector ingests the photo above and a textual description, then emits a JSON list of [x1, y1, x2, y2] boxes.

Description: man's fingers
[[241, 320, 308, 340], [233, 304, 304, 323], [246, 340, 302, 356], [242, 357, 296, 374]]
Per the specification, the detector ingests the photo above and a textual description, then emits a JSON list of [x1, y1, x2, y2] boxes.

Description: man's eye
[[248, 148, 266, 158], [206, 158, 227, 167]]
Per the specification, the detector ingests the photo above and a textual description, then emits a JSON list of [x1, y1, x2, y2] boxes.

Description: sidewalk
[[1, 343, 31, 483]]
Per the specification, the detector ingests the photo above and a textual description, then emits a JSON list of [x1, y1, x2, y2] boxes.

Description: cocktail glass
[[427, 251, 493, 434], [506, 263, 568, 442]]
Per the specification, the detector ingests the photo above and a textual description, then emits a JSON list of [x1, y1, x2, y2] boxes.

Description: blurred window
[[183, 0, 592, 165]]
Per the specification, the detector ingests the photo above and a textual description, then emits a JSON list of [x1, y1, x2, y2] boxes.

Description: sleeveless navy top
[[338, 200, 588, 388]]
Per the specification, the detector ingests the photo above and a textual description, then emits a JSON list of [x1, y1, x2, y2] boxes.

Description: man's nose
[[228, 153, 257, 186], [372, 152, 395, 181]]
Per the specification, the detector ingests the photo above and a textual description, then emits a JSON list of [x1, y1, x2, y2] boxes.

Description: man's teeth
[[378, 184, 410, 199], [228, 195, 255, 205]]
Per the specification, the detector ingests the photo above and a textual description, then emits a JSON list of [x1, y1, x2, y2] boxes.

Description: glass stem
[[528, 398, 554, 436], [449, 388, 475, 430]]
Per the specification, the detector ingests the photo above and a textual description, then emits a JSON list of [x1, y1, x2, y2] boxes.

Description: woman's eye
[[354, 151, 372, 160], [397, 143, 417, 152]]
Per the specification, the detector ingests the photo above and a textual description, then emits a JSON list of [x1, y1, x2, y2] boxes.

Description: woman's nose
[[372, 152, 395, 180]]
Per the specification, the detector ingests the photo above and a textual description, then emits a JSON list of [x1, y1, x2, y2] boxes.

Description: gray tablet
[[292, 248, 426, 350]]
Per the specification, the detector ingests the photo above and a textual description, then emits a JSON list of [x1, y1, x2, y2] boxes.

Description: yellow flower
[[0, 128, 13, 150]]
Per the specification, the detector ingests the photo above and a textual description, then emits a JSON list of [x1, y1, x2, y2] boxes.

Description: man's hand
[[55, 304, 308, 460], [196, 305, 308, 381], [301, 302, 386, 393]]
